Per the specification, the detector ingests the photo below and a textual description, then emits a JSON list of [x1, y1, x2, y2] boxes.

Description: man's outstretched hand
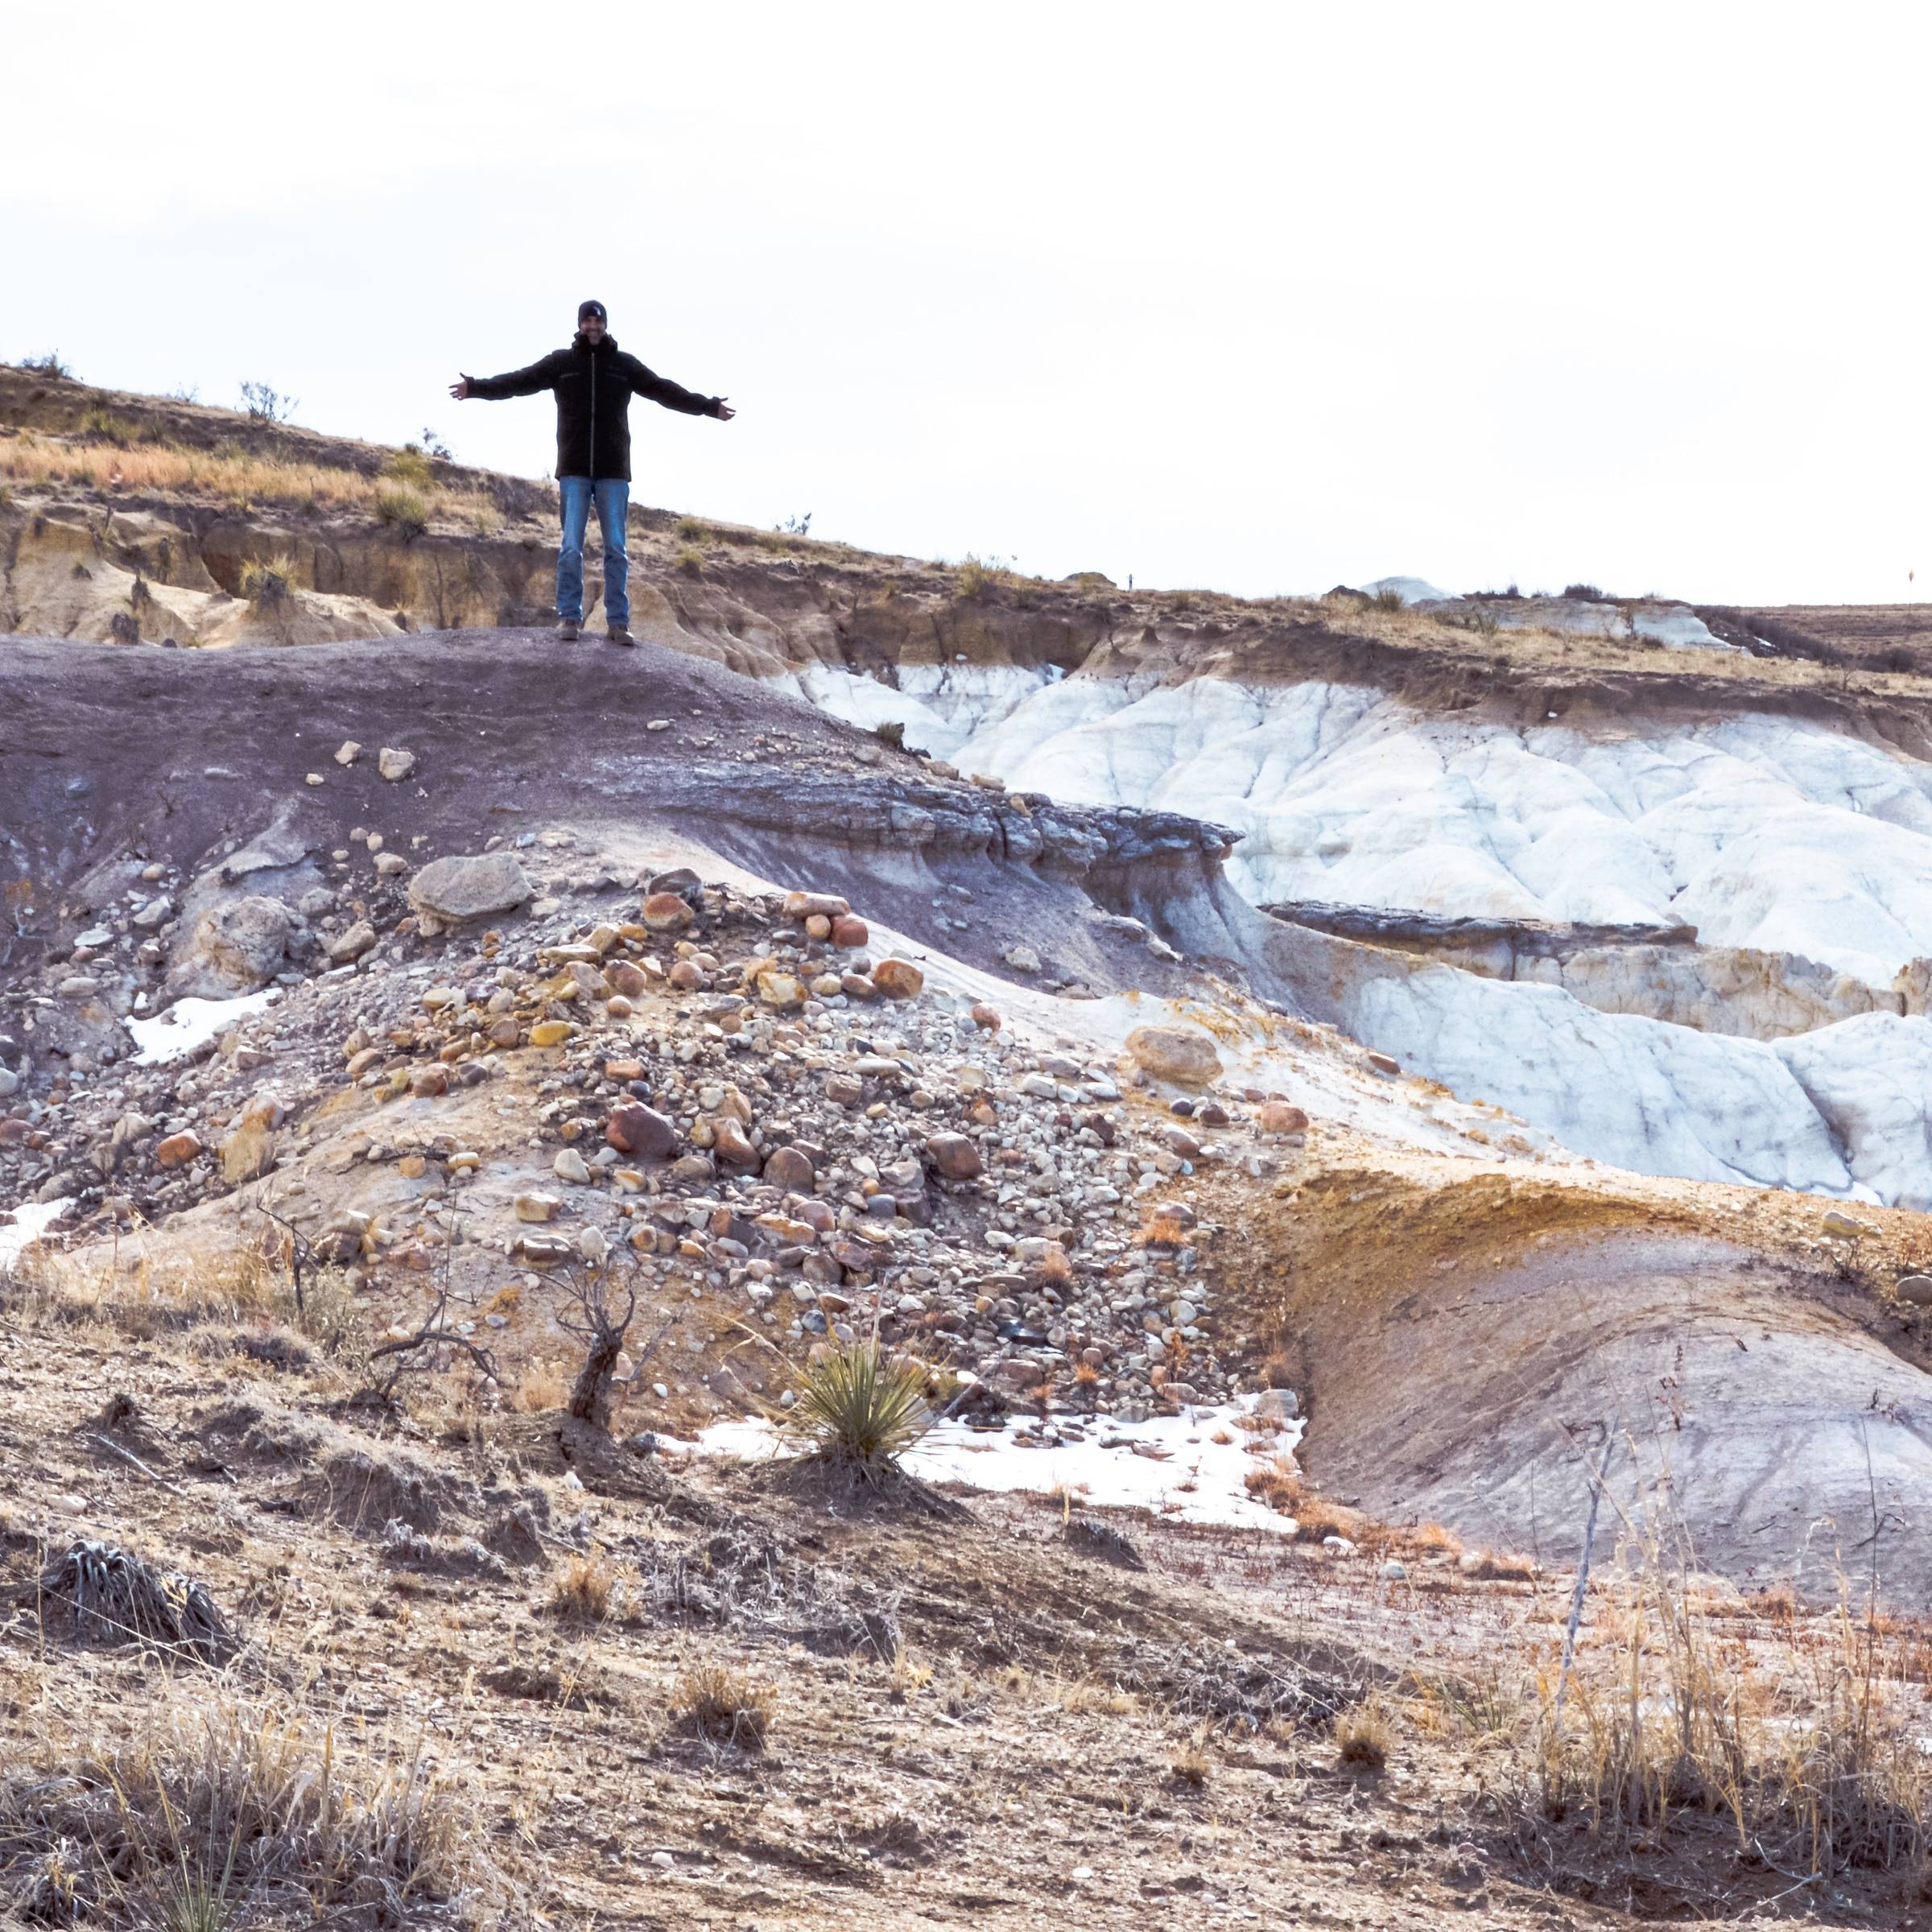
[[713, 398, 736, 420], [449, 375, 473, 400]]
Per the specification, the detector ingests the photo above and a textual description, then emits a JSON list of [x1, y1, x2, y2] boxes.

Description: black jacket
[[468, 332, 723, 481]]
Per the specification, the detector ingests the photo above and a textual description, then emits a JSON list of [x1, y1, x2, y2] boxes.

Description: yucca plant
[[778, 1338, 934, 1480]]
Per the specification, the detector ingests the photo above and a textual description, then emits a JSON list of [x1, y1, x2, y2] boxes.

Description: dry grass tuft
[[380, 445, 435, 491], [674, 544, 705, 576], [1037, 1246, 1074, 1286], [237, 552, 301, 606], [548, 1546, 617, 1623], [512, 1359, 568, 1413], [1457, 1546, 1537, 1582], [1241, 1463, 1361, 1542], [1515, 1527, 1932, 1893], [373, 483, 427, 533], [1335, 1698, 1393, 1771], [672, 1662, 774, 1752], [0, 1700, 497, 1927], [1168, 1727, 1213, 1788], [0, 430, 492, 526]]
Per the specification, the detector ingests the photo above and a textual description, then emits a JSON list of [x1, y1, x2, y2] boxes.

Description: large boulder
[[407, 853, 533, 926], [1125, 1024, 1221, 1086], [174, 895, 295, 994]]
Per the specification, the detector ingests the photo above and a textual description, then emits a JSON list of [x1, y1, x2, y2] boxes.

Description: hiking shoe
[[557, 619, 580, 642], [605, 624, 636, 648]]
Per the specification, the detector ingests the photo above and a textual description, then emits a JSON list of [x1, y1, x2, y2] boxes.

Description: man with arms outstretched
[[451, 300, 734, 646]]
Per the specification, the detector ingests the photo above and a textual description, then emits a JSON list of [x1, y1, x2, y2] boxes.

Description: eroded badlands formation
[[9, 366, 1932, 1614]]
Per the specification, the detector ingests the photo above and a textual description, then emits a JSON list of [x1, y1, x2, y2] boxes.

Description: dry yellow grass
[[0, 430, 493, 525], [0, 1699, 497, 1926], [512, 1359, 568, 1413], [1335, 1698, 1393, 1770], [672, 1662, 774, 1751], [547, 1546, 617, 1623], [1168, 1726, 1213, 1788]]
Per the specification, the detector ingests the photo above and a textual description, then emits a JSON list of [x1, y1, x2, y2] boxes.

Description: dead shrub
[[0, 1700, 497, 1927], [35, 1541, 233, 1662], [672, 1662, 774, 1752]]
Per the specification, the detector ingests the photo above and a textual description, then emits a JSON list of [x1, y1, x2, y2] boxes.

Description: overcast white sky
[[7, 2, 1928, 605]]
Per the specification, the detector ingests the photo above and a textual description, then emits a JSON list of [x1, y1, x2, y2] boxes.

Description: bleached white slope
[[785, 663, 1932, 1203], [803, 667, 1932, 989]]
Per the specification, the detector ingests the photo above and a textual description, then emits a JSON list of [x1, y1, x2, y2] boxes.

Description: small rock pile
[[4, 858, 1318, 1419]]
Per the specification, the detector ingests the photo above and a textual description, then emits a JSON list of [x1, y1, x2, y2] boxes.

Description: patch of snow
[[126, 989, 278, 1066], [689, 1396, 1304, 1532], [0, 1198, 69, 1269]]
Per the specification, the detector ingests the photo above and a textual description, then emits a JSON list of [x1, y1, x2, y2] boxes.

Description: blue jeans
[[557, 475, 630, 627]]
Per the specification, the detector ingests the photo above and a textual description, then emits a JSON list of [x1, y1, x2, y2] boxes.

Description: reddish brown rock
[[641, 892, 696, 934], [757, 1213, 820, 1245], [1366, 1050, 1401, 1076], [605, 959, 649, 998], [712, 1119, 759, 1168], [831, 914, 869, 948], [1257, 1100, 1310, 1135], [763, 1145, 816, 1191], [605, 1101, 679, 1159], [824, 1074, 864, 1107], [667, 960, 705, 991], [969, 1002, 1001, 1031], [924, 1132, 982, 1180], [840, 972, 877, 1001], [410, 1065, 449, 1098], [872, 957, 924, 1000], [155, 1129, 203, 1169]]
